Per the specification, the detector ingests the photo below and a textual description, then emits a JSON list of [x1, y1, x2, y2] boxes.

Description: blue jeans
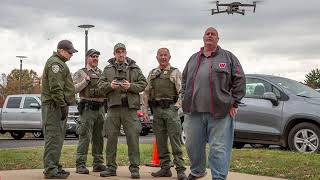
[[183, 112, 234, 180]]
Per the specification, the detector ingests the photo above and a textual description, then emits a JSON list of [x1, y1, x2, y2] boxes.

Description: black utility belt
[[80, 100, 104, 111], [149, 99, 175, 109]]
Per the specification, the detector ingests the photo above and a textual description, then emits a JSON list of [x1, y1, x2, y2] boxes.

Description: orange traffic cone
[[145, 138, 160, 167]]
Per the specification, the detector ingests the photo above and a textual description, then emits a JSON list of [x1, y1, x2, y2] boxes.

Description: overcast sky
[[0, 0, 319, 82]]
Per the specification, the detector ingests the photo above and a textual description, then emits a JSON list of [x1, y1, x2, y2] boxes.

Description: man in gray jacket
[[181, 27, 246, 180]]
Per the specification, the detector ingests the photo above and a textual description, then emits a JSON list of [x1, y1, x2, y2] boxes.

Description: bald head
[[156, 48, 171, 69], [204, 27, 219, 37], [203, 27, 219, 49]]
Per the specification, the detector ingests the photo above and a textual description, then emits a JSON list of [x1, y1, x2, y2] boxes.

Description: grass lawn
[[0, 145, 319, 180]]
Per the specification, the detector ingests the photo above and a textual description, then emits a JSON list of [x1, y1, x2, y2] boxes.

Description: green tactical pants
[[42, 104, 67, 175], [152, 104, 186, 173], [76, 106, 105, 167], [105, 106, 142, 172]]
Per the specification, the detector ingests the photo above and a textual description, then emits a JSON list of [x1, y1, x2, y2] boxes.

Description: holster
[[77, 102, 85, 115]]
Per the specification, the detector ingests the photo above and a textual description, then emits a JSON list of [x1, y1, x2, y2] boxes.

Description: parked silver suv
[[0, 94, 79, 139], [234, 74, 320, 153]]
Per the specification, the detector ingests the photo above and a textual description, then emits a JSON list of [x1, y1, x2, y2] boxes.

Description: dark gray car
[[234, 74, 320, 153]]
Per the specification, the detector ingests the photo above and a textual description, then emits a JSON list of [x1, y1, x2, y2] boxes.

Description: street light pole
[[16, 56, 27, 94], [85, 29, 88, 55], [78, 24, 95, 66]]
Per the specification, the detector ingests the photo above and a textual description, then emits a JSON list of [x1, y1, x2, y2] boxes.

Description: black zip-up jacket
[[181, 46, 246, 119]]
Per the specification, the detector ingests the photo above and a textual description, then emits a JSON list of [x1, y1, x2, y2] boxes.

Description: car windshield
[[269, 77, 320, 98]]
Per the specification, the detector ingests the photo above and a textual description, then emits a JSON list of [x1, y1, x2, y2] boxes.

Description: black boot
[[59, 169, 70, 176], [177, 172, 188, 180], [100, 168, 117, 177], [131, 170, 140, 179], [93, 164, 107, 172], [44, 172, 69, 179], [151, 168, 172, 177], [75, 166, 89, 174]]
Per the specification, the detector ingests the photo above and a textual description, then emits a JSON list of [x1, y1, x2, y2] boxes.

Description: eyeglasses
[[90, 55, 99, 58]]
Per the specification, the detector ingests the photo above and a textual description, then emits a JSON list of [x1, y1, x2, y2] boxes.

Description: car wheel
[[233, 142, 245, 149], [288, 122, 320, 153], [181, 129, 186, 145], [33, 131, 43, 138], [10, 132, 25, 140]]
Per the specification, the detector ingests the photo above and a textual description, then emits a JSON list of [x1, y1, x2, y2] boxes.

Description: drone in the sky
[[210, 1, 258, 15]]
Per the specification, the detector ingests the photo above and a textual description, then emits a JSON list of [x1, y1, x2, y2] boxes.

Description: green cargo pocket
[[104, 116, 112, 137], [76, 117, 87, 136], [168, 107, 182, 134], [133, 117, 142, 134]]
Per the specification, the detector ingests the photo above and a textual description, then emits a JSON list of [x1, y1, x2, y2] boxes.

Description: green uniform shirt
[[41, 52, 75, 107]]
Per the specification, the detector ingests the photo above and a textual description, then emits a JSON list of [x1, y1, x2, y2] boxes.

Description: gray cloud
[[0, 0, 319, 82]]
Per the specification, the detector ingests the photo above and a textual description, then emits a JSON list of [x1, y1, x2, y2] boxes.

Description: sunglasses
[[65, 50, 73, 55], [90, 55, 99, 58]]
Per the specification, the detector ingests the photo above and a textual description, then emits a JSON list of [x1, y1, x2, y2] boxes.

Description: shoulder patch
[[52, 65, 60, 73]]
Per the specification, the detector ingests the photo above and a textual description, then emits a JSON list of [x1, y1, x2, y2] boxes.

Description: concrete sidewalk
[[0, 166, 287, 180]]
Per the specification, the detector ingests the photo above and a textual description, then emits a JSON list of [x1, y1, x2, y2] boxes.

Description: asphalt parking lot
[[0, 133, 154, 149]]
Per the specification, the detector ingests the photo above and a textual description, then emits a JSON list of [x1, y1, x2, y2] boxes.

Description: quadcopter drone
[[210, 1, 257, 15]]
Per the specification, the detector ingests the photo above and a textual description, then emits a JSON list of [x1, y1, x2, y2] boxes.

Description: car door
[[21, 96, 41, 130], [1, 96, 22, 130], [235, 77, 283, 143]]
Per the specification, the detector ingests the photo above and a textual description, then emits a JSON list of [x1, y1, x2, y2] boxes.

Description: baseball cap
[[57, 40, 78, 53], [86, 49, 100, 57], [114, 43, 126, 52]]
